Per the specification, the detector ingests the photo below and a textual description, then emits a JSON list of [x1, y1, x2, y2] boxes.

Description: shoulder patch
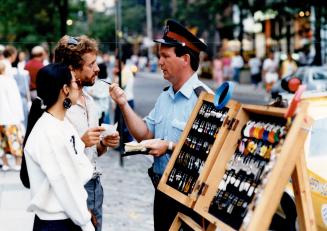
[[163, 86, 170, 91], [194, 86, 207, 97]]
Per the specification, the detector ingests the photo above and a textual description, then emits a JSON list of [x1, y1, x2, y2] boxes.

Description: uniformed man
[[109, 19, 211, 231]]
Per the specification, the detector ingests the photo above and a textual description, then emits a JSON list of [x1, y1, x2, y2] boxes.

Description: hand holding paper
[[100, 123, 120, 148], [100, 123, 118, 137]]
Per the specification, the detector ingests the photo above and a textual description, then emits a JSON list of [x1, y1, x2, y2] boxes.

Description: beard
[[81, 75, 96, 86]]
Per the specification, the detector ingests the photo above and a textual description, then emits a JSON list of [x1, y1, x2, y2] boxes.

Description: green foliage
[[0, 0, 62, 50], [88, 12, 116, 52], [122, 4, 146, 35], [173, 0, 235, 39], [1, 0, 326, 54]]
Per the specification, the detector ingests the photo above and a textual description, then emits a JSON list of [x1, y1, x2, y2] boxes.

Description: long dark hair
[[20, 63, 72, 188]]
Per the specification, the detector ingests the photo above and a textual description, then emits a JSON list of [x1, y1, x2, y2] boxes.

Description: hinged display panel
[[194, 103, 312, 231], [158, 92, 240, 207]]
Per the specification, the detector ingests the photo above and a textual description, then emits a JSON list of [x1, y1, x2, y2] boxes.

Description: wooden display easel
[[169, 212, 216, 231], [292, 94, 327, 231], [158, 93, 240, 208], [160, 92, 317, 231]]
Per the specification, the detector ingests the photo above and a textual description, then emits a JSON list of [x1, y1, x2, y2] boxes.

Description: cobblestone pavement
[[100, 151, 155, 231]]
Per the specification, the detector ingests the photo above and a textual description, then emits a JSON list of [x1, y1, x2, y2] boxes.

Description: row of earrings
[[226, 153, 266, 181], [242, 120, 287, 144], [167, 168, 197, 194], [218, 170, 259, 198], [210, 190, 248, 217], [184, 135, 213, 154], [238, 137, 275, 160], [199, 103, 228, 120], [175, 151, 205, 173], [192, 118, 221, 138]]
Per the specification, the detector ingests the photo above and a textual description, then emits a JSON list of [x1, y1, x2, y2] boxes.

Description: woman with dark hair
[[23, 63, 95, 231]]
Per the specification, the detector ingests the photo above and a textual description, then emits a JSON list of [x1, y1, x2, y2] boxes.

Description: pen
[[99, 79, 111, 85]]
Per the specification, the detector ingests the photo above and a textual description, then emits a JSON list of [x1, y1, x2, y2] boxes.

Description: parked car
[[271, 66, 327, 98]]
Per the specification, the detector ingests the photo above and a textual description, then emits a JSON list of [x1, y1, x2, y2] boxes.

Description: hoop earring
[[63, 97, 72, 109]]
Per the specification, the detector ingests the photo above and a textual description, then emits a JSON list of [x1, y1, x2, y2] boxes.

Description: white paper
[[101, 122, 118, 137]]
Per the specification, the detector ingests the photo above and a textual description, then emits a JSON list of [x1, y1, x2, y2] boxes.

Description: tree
[[88, 12, 116, 52], [0, 0, 64, 51]]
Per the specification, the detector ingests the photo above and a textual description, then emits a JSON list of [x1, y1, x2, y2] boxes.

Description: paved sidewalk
[[0, 151, 154, 231], [0, 169, 33, 231]]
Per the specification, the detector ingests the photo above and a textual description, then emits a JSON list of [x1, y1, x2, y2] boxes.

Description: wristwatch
[[168, 141, 174, 152]]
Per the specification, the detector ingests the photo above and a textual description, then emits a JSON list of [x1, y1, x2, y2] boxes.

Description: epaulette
[[163, 86, 170, 91], [163, 85, 207, 97], [194, 86, 207, 97]]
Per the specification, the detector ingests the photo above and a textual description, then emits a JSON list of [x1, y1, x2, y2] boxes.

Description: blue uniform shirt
[[144, 73, 211, 174]]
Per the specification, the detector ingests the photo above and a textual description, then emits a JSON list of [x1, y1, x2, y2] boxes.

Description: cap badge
[[164, 25, 169, 36]]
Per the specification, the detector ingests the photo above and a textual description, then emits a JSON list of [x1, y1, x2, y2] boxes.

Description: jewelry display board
[[158, 92, 240, 208], [193, 103, 313, 231]]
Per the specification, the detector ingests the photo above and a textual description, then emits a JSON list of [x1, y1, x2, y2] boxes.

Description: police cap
[[154, 19, 207, 53]]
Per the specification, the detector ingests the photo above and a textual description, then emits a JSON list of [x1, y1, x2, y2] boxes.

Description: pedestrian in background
[[248, 53, 262, 86], [2, 45, 17, 78], [25, 46, 45, 100], [212, 54, 224, 88], [12, 51, 31, 128], [222, 51, 232, 81], [15, 50, 27, 71], [0, 60, 24, 171], [280, 53, 297, 79], [23, 63, 95, 231], [262, 51, 279, 92], [113, 54, 135, 145], [54, 35, 120, 231], [109, 19, 211, 231], [231, 50, 244, 83]]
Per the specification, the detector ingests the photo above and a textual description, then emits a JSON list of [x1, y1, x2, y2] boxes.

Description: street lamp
[[66, 19, 73, 26], [115, 0, 125, 166]]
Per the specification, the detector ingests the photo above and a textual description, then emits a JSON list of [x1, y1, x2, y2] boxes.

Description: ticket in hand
[[100, 123, 118, 137]]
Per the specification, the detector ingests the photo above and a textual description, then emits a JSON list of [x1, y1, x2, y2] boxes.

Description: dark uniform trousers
[[33, 215, 82, 231], [153, 189, 208, 231]]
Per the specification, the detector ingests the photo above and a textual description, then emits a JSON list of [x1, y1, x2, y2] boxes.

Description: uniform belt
[[148, 166, 161, 188]]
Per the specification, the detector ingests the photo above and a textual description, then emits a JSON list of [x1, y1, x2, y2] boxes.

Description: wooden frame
[[169, 212, 216, 231], [193, 103, 315, 231], [158, 92, 240, 208]]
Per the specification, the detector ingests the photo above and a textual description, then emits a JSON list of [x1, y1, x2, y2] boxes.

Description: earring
[[63, 97, 72, 109]]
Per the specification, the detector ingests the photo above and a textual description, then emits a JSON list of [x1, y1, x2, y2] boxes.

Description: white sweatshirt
[[24, 112, 94, 231]]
